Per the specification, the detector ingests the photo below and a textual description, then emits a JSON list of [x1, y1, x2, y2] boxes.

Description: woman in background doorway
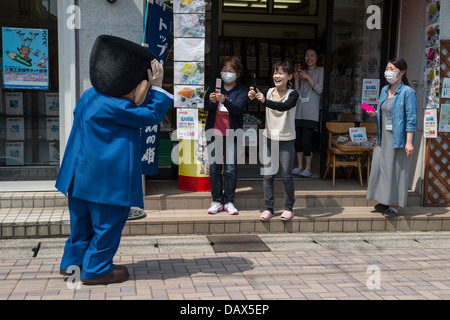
[[292, 47, 323, 178]]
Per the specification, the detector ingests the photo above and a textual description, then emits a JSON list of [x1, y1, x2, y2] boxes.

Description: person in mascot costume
[[56, 35, 173, 285]]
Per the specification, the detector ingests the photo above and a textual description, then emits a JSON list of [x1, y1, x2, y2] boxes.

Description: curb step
[[0, 189, 444, 239]]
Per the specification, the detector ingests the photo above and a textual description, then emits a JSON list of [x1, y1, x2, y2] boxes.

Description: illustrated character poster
[[2, 27, 49, 90]]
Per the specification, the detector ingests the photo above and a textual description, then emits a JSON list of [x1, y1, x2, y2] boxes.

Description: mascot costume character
[[55, 35, 173, 285]]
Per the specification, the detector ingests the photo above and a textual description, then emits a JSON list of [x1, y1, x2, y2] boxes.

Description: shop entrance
[[147, 0, 398, 184], [211, 0, 327, 180], [208, 0, 397, 181]]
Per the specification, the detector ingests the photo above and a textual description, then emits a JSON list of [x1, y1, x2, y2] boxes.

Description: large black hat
[[89, 35, 158, 97]]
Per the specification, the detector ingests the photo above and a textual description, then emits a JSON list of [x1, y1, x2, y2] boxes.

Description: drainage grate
[[207, 235, 271, 253]]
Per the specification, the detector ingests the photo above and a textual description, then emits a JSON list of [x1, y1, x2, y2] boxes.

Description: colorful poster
[[173, 0, 206, 14], [174, 62, 204, 85], [2, 27, 49, 90], [425, 46, 439, 68], [174, 85, 205, 108], [424, 108, 438, 138], [177, 108, 198, 140], [439, 104, 450, 133], [174, 14, 205, 38], [425, 23, 439, 47], [361, 79, 380, 105], [349, 127, 367, 143]]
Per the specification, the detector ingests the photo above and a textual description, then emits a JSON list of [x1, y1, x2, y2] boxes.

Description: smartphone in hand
[[215, 78, 222, 93], [251, 73, 258, 92], [361, 103, 375, 112]]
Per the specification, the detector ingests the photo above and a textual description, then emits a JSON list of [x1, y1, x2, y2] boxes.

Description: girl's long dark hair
[[272, 61, 294, 89], [389, 58, 410, 86]]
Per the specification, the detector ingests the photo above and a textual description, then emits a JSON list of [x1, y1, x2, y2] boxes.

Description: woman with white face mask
[[204, 56, 248, 216], [365, 58, 417, 218]]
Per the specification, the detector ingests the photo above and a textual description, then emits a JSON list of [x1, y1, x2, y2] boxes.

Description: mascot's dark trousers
[[60, 184, 129, 280]]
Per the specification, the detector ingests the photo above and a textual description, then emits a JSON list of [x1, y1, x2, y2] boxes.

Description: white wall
[[77, 0, 146, 95], [395, 0, 427, 195], [441, 0, 450, 40]]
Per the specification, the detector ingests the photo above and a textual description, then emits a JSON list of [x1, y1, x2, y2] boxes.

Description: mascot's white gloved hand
[[150, 59, 164, 88]]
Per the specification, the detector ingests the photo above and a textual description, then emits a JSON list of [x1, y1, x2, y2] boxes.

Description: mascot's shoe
[[60, 264, 128, 279], [81, 266, 129, 285], [60, 268, 77, 276]]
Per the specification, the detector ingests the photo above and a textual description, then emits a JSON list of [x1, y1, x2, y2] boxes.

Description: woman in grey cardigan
[[292, 47, 324, 178]]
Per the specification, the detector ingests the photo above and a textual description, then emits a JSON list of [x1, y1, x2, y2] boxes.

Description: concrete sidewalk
[[1, 179, 449, 238], [1, 232, 450, 301]]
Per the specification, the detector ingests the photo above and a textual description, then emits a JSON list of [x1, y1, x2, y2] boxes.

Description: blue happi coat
[[55, 86, 173, 208]]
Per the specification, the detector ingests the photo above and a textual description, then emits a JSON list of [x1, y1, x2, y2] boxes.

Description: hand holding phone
[[361, 103, 375, 112], [215, 78, 222, 93], [251, 73, 258, 92]]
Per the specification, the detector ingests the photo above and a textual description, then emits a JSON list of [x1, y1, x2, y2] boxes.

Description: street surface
[[1, 232, 450, 306]]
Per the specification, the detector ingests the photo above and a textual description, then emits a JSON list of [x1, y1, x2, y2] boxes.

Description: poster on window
[[439, 104, 450, 133], [48, 142, 60, 164], [2, 27, 49, 90], [5, 92, 23, 115], [243, 124, 258, 147], [442, 78, 450, 99], [6, 117, 24, 141], [5, 142, 24, 165], [45, 93, 59, 116], [46, 118, 59, 141]]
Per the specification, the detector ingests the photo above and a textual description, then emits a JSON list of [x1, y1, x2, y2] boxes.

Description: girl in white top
[[249, 61, 299, 221]]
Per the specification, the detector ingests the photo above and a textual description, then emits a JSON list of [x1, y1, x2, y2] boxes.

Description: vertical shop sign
[[141, 1, 173, 175], [2, 27, 49, 90], [145, 1, 173, 65]]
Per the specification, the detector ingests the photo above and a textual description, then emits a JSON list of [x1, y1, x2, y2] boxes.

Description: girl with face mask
[[365, 58, 417, 218], [204, 56, 248, 216]]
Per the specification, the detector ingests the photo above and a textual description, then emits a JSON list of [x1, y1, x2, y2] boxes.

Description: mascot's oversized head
[[89, 35, 159, 105]]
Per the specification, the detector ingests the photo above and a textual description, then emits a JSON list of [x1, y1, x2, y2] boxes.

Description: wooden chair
[[322, 122, 364, 187], [360, 122, 377, 182]]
